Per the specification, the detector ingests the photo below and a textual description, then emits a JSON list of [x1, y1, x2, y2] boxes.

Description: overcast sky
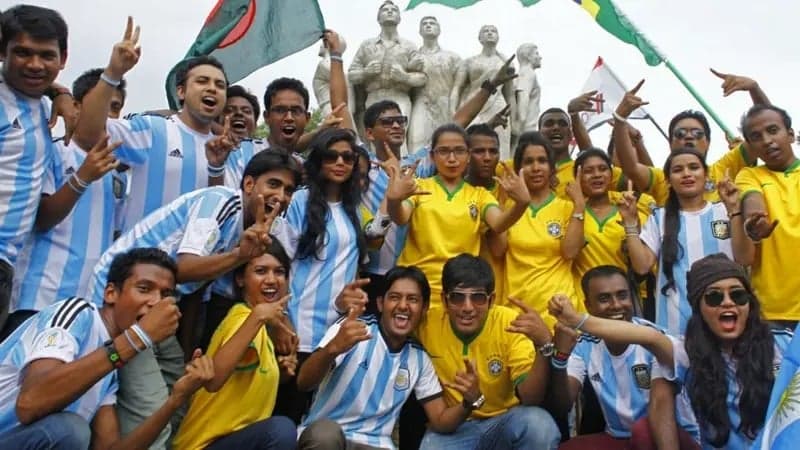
[[18, 0, 800, 164]]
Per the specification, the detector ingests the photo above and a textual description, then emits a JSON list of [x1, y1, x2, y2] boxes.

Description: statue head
[[377, 1, 401, 26], [419, 16, 440, 39], [517, 43, 541, 68], [318, 36, 347, 58], [477, 25, 499, 46]]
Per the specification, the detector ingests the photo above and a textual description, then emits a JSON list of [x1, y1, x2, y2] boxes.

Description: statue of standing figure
[[451, 25, 516, 158], [514, 43, 542, 136], [349, 0, 426, 152], [408, 16, 461, 151], [312, 37, 357, 129]]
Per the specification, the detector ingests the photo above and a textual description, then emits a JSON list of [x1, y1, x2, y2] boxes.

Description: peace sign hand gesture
[[239, 195, 280, 260], [206, 115, 240, 168], [489, 54, 519, 88], [380, 144, 431, 201], [444, 359, 482, 406], [615, 80, 649, 120], [717, 169, 740, 213], [107, 17, 141, 80], [506, 297, 552, 347], [616, 180, 639, 226]]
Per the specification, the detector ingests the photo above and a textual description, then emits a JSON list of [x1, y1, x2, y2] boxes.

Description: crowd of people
[[0, 3, 798, 450]]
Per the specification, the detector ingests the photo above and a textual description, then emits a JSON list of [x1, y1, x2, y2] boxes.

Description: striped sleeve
[[106, 115, 155, 166], [177, 192, 241, 256], [414, 350, 443, 402], [24, 298, 94, 366]]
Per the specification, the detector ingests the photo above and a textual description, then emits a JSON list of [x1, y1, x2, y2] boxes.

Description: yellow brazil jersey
[[504, 192, 580, 328], [497, 157, 626, 199], [646, 144, 754, 206], [173, 303, 280, 450], [398, 176, 498, 306], [417, 305, 535, 419], [736, 161, 800, 320], [478, 181, 507, 305]]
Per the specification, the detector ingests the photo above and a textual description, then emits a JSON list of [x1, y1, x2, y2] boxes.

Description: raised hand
[[710, 68, 758, 97], [334, 278, 370, 313], [382, 151, 431, 201], [744, 211, 779, 241], [568, 90, 603, 115], [616, 180, 639, 226], [553, 322, 579, 355], [547, 294, 582, 328], [615, 79, 649, 119], [725, 134, 744, 150], [488, 104, 511, 130], [253, 294, 291, 326], [137, 297, 181, 345], [107, 16, 141, 80], [49, 87, 79, 145], [717, 169, 740, 213], [444, 359, 482, 405], [206, 115, 239, 168], [172, 349, 214, 402], [318, 103, 345, 131], [489, 54, 518, 88], [326, 307, 371, 356], [506, 297, 552, 347], [323, 29, 345, 55], [565, 165, 586, 211], [239, 195, 279, 259], [76, 132, 122, 183], [494, 162, 530, 204]]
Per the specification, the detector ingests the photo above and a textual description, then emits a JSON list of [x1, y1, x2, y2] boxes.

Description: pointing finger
[[351, 277, 371, 289], [254, 195, 266, 225], [123, 16, 133, 40], [627, 179, 633, 192], [507, 296, 532, 313], [347, 306, 361, 321], [630, 79, 645, 95], [709, 68, 727, 80]]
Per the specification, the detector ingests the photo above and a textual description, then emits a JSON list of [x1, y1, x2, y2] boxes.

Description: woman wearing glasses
[[489, 131, 586, 326], [548, 253, 793, 450], [620, 148, 748, 336], [385, 123, 531, 305]]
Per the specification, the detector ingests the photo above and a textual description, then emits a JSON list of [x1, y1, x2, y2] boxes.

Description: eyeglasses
[[270, 105, 306, 117], [377, 115, 408, 127], [434, 147, 469, 158], [320, 149, 357, 165], [703, 288, 750, 307], [446, 291, 490, 306], [673, 128, 706, 140]]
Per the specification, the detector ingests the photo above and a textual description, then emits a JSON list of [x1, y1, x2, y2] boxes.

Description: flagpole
[[602, 57, 669, 142], [612, 2, 736, 139]]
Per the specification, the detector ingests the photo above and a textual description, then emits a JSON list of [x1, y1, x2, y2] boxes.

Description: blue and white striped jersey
[[0, 297, 117, 433], [223, 138, 269, 188], [300, 316, 441, 449], [568, 317, 700, 440], [639, 202, 733, 335], [0, 75, 54, 266], [12, 140, 124, 312], [87, 187, 244, 304]]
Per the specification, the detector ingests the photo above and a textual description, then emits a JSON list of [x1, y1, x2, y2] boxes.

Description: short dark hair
[[72, 68, 127, 103], [669, 110, 711, 142], [441, 254, 494, 295], [241, 147, 303, 189], [106, 248, 177, 291], [227, 84, 260, 120], [581, 265, 629, 300], [0, 5, 68, 55], [431, 123, 468, 149], [573, 148, 612, 176], [364, 100, 402, 129], [174, 55, 227, 90], [383, 266, 431, 306], [740, 104, 793, 142], [263, 77, 309, 113], [537, 107, 569, 129], [466, 123, 499, 144]]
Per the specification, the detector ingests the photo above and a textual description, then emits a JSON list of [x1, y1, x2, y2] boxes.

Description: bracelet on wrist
[[550, 357, 568, 370], [553, 350, 570, 361], [104, 339, 126, 369], [728, 211, 742, 219], [612, 111, 628, 124], [130, 323, 154, 349], [480, 80, 497, 95], [574, 313, 590, 331], [66, 177, 86, 195], [100, 72, 122, 88], [123, 329, 146, 353], [207, 163, 225, 178], [71, 173, 90, 189]]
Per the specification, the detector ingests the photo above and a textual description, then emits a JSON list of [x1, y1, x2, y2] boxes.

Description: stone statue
[[514, 43, 542, 135], [312, 37, 357, 126], [349, 0, 426, 153], [451, 25, 516, 157], [408, 16, 461, 151]]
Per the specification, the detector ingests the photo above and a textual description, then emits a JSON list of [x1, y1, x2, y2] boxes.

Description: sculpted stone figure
[[451, 25, 516, 157], [408, 16, 461, 151], [349, 0, 426, 151], [515, 43, 542, 134]]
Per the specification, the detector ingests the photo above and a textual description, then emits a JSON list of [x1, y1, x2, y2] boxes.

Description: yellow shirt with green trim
[[478, 181, 507, 305], [504, 192, 580, 329], [645, 144, 754, 206], [173, 303, 279, 450], [398, 176, 498, 306], [417, 305, 535, 419], [736, 160, 800, 320], [498, 158, 626, 199]]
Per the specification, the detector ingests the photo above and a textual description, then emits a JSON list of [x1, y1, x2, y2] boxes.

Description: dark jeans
[[0, 411, 91, 450], [0, 259, 13, 335], [206, 416, 297, 450]]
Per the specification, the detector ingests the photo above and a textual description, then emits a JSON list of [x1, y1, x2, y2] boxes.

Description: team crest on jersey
[[487, 355, 504, 376], [44, 331, 59, 348], [631, 364, 651, 389], [113, 176, 124, 199], [468, 201, 479, 221], [205, 229, 220, 253], [546, 221, 562, 237], [710, 220, 731, 240], [394, 368, 410, 391]]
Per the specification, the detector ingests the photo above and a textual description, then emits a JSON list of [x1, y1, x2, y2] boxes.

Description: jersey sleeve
[[507, 324, 536, 386], [644, 168, 669, 206], [271, 191, 306, 259], [566, 342, 588, 386], [711, 144, 753, 182], [734, 167, 762, 198], [414, 350, 444, 402], [42, 145, 62, 195], [404, 146, 435, 178], [24, 304, 95, 367], [106, 115, 157, 166], [651, 335, 689, 386], [639, 212, 662, 255], [177, 194, 227, 256], [316, 320, 347, 366], [479, 188, 500, 223]]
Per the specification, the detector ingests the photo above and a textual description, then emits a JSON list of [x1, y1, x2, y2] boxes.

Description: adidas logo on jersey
[[169, 148, 183, 159], [65, 166, 75, 175], [590, 373, 602, 382], [11, 117, 22, 129]]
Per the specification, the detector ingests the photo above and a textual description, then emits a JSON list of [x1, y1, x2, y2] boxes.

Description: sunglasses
[[377, 115, 408, 127], [320, 149, 357, 165], [446, 291, 490, 306], [703, 288, 750, 307], [270, 105, 306, 116], [673, 128, 706, 140]]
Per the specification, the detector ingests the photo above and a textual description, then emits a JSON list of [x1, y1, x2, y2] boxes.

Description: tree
[[253, 107, 324, 139]]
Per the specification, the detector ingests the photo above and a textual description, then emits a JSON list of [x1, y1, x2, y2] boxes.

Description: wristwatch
[[537, 342, 555, 357], [571, 212, 585, 221], [463, 394, 486, 411]]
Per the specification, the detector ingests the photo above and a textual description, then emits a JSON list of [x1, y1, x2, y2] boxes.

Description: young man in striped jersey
[[296, 266, 474, 450], [551, 265, 700, 449], [0, 248, 214, 450]]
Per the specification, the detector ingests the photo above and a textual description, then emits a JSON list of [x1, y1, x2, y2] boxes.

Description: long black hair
[[660, 148, 707, 295], [297, 128, 366, 264], [684, 287, 775, 446]]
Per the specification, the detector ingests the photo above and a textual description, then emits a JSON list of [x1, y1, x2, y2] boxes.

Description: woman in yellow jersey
[[173, 240, 297, 450], [491, 131, 586, 328], [385, 123, 531, 306]]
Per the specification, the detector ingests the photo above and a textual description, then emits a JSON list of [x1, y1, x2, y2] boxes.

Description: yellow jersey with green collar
[[736, 160, 800, 320], [503, 192, 580, 328], [417, 305, 535, 419], [497, 157, 625, 199], [477, 180, 507, 305], [646, 144, 754, 206], [398, 176, 499, 306]]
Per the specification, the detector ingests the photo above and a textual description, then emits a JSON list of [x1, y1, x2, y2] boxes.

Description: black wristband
[[480, 80, 497, 95]]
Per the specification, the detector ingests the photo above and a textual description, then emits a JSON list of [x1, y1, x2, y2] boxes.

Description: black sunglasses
[[446, 291, 490, 306], [320, 149, 357, 165], [703, 288, 749, 307], [377, 115, 408, 127], [673, 128, 706, 140]]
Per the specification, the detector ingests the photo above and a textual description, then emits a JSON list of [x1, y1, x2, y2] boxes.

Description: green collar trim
[[434, 175, 465, 200], [529, 191, 556, 217]]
